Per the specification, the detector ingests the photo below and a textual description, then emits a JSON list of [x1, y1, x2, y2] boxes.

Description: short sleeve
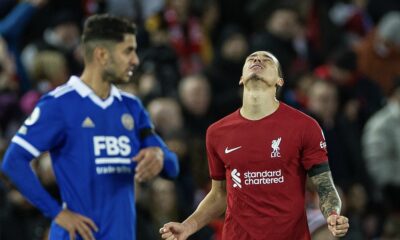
[[13, 96, 65, 157], [301, 119, 328, 170], [206, 127, 225, 180]]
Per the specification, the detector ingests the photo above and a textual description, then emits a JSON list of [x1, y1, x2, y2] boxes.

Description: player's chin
[[113, 76, 130, 84], [247, 73, 266, 82]]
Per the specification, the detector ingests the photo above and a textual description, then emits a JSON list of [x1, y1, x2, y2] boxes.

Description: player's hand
[[159, 222, 191, 240], [133, 147, 164, 182], [327, 214, 349, 238], [55, 209, 99, 240]]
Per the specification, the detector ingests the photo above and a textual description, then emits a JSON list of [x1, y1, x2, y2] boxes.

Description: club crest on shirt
[[121, 113, 134, 130], [271, 137, 282, 158]]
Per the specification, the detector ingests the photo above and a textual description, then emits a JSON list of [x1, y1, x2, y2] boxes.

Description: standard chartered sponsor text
[[244, 169, 284, 185]]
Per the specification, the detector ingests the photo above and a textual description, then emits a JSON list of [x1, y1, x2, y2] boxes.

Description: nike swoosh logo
[[225, 146, 242, 154]]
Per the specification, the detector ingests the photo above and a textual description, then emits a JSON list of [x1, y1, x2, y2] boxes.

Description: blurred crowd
[[1, 0, 400, 239]]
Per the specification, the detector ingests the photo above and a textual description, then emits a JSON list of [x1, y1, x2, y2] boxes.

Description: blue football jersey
[[2, 76, 179, 240]]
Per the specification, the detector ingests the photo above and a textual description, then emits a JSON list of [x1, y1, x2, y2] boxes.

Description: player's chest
[[216, 127, 301, 169], [65, 104, 140, 153]]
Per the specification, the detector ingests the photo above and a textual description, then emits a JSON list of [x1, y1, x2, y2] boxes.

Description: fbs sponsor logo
[[93, 135, 132, 175], [93, 135, 131, 157], [231, 169, 285, 188]]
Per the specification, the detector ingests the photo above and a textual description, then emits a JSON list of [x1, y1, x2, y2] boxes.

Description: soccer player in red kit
[[160, 51, 349, 240]]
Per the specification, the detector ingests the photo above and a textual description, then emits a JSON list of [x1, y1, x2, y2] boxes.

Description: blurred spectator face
[[202, 1, 219, 31], [267, 9, 300, 40], [165, 137, 187, 159], [307, 81, 338, 122], [0, 37, 16, 90], [222, 33, 249, 62], [375, 12, 400, 55], [347, 183, 367, 213], [169, 0, 189, 22], [179, 75, 211, 116], [147, 98, 183, 136], [54, 22, 80, 50], [330, 65, 353, 85], [31, 50, 69, 87], [150, 177, 177, 215], [138, 72, 159, 97]]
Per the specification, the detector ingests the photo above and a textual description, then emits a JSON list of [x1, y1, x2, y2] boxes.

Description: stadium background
[[1, 0, 400, 239]]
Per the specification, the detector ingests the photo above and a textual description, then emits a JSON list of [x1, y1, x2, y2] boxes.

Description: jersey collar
[[67, 76, 122, 109]]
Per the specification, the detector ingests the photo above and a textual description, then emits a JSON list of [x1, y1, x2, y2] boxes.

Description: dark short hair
[[82, 14, 136, 43]]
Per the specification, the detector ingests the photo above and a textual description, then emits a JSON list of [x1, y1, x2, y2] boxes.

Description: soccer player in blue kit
[[1, 14, 179, 240]]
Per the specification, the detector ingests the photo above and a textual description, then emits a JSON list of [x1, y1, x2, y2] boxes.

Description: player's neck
[[80, 68, 111, 99], [240, 89, 279, 120]]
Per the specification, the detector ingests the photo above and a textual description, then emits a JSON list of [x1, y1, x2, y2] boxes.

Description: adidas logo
[[82, 117, 95, 128]]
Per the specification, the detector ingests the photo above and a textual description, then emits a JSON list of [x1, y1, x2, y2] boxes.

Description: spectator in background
[[250, 5, 304, 83], [306, 80, 366, 189], [205, 25, 248, 119], [362, 78, 400, 211], [196, 0, 220, 65], [105, 0, 166, 23], [141, 11, 181, 99], [341, 183, 369, 240], [328, 0, 372, 45], [31, 50, 69, 90], [149, 178, 179, 233], [0, 37, 20, 139], [21, 10, 82, 77], [161, 0, 205, 75], [147, 97, 184, 138], [178, 74, 214, 136], [0, 0, 47, 92], [354, 11, 400, 96], [314, 48, 384, 126]]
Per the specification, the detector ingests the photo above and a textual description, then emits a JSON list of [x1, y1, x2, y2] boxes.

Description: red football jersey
[[206, 103, 328, 240]]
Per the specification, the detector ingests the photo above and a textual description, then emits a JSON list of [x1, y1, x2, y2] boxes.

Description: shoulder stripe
[[49, 85, 74, 98], [120, 91, 139, 101], [12, 136, 41, 157]]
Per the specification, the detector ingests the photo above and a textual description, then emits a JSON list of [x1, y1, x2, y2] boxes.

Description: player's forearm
[[142, 134, 179, 179], [1, 143, 62, 218], [160, 148, 179, 179], [310, 171, 342, 218], [182, 186, 227, 236]]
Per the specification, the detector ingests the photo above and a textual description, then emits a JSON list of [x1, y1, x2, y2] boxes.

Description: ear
[[239, 76, 244, 85], [93, 46, 109, 66], [277, 78, 284, 87]]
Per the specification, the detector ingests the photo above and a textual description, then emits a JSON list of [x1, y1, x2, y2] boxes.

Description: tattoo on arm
[[310, 171, 341, 218]]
